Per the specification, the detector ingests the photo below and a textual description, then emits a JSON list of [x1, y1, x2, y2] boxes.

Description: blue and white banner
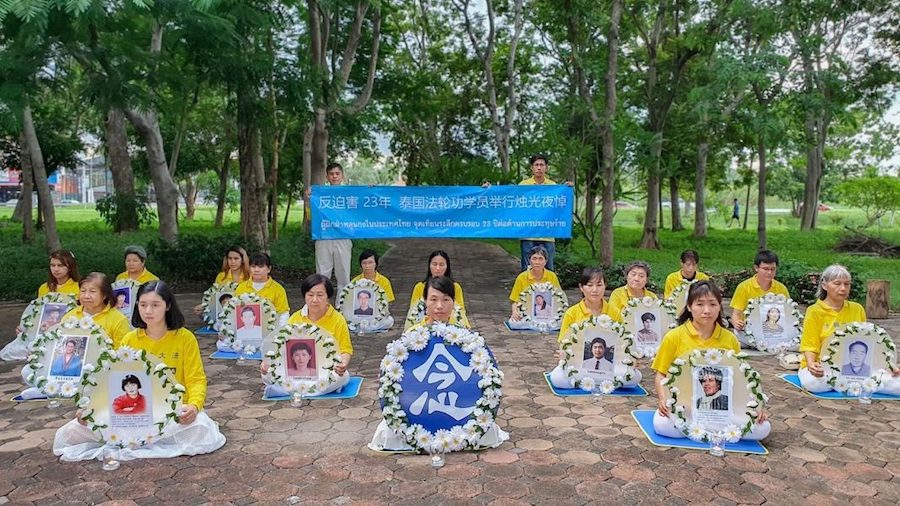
[[311, 185, 573, 240]]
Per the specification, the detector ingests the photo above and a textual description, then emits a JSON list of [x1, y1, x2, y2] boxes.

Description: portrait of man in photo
[[841, 340, 871, 377], [354, 289, 374, 316], [695, 366, 729, 411], [636, 311, 659, 343], [583, 336, 614, 373]]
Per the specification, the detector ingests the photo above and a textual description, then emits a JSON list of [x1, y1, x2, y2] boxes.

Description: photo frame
[[690, 365, 734, 430], [37, 303, 68, 334], [580, 328, 617, 382], [217, 293, 279, 353], [820, 322, 896, 394], [742, 294, 802, 353], [48, 334, 88, 380], [530, 291, 554, 321], [337, 279, 393, 331], [621, 297, 677, 359], [556, 315, 639, 391], [108, 370, 154, 428], [24, 320, 112, 400], [352, 287, 376, 318], [260, 322, 342, 396], [284, 338, 319, 380], [234, 303, 264, 348], [2, 293, 77, 362], [110, 280, 138, 321], [514, 282, 568, 331], [198, 282, 238, 326]]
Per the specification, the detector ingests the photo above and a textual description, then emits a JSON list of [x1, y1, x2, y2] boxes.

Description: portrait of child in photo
[[215, 292, 233, 320], [112, 374, 147, 415], [114, 288, 130, 310], [108, 371, 154, 429]]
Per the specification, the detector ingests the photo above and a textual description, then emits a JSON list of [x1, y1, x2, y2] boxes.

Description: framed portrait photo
[[234, 303, 263, 347], [37, 302, 68, 334], [580, 328, 617, 381], [284, 338, 319, 380], [691, 365, 734, 430], [530, 291, 553, 321], [109, 370, 154, 429], [47, 334, 88, 380], [352, 287, 376, 318]]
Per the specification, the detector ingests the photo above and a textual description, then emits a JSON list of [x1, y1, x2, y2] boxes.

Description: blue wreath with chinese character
[[378, 323, 503, 452]]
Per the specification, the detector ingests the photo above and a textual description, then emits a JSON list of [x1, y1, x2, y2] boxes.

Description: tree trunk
[[310, 108, 328, 186], [105, 107, 138, 232], [181, 176, 197, 220], [301, 122, 314, 234], [282, 183, 294, 230], [22, 105, 61, 252], [693, 141, 709, 238], [125, 109, 179, 244], [757, 138, 768, 250], [215, 147, 230, 228], [743, 180, 751, 230], [598, 0, 623, 267], [640, 141, 661, 249], [800, 113, 824, 231], [669, 176, 682, 231], [17, 132, 35, 243], [237, 86, 268, 250]]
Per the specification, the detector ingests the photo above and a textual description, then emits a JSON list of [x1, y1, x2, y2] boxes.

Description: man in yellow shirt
[[517, 154, 572, 272], [729, 250, 790, 334], [663, 250, 710, 299]]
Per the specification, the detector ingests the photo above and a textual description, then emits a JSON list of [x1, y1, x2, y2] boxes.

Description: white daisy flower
[[862, 378, 878, 392], [580, 376, 596, 391], [44, 381, 60, 396], [641, 296, 654, 305], [834, 377, 849, 392], [77, 396, 91, 408], [674, 405, 685, 414], [596, 314, 613, 326], [60, 382, 78, 397], [475, 411, 494, 430], [385, 363, 404, 382], [774, 294, 786, 303], [723, 425, 742, 442], [173, 383, 186, 392], [380, 356, 395, 371], [599, 380, 616, 394], [669, 386, 680, 395], [705, 349, 723, 365], [688, 424, 706, 441], [673, 358, 686, 366]]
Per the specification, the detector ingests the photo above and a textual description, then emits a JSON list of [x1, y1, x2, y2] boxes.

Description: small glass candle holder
[[47, 399, 60, 409], [708, 433, 725, 457], [101, 447, 120, 471], [859, 388, 873, 405], [291, 391, 306, 408], [428, 445, 445, 468], [591, 384, 604, 407]]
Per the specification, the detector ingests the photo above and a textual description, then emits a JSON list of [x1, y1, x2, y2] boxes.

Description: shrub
[[147, 233, 259, 288], [95, 193, 155, 232]]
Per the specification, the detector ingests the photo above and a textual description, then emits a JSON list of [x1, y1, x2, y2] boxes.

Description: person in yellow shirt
[[193, 246, 250, 316], [548, 267, 640, 389], [729, 250, 790, 334], [116, 245, 159, 284], [261, 274, 353, 396], [651, 281, 770, 440], [347, 249, 395, 330], [407, 250, 469, 329], [62, 273, 131, 347], [234, 252, 290, 317], [38, 250, 81, 298], [798, 264, 900, 394], [608, 261, 658, 322], [663, 250, 710, 299], [508, 245, 561, 329], [53, 281, 225, 461]]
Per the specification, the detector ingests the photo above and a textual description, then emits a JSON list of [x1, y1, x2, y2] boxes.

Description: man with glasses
[[730, 250, 791, 335]]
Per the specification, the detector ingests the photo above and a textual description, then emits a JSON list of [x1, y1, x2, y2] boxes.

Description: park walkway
[[0, 239, 899, 504]]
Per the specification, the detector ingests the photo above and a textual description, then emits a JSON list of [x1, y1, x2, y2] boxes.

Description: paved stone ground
[[0, 238, 899, 505]]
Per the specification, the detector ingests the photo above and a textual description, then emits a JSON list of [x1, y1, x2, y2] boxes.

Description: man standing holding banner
[[312, 162, 352, 293], [517, 154, 571, 272]]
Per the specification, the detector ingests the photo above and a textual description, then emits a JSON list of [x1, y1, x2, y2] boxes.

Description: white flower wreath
[[262, 323, 342, 395], [742, 293, 803, 353], [75, 346, 183, 449], [378, 323, 503, 452], [16, 293, 77, 343], [620, 296, 677, 359], [336, 279, 391, 330], [199, 281, 238, 325], [822, 322, 897, 394], [557, 314, 637, 392], [514, 282, 568, 330], [216, 293, 278, 353], [665, 279, 695, 317], [404, 299, 467, 330], [25, 317, 112, 397], [662, 348, 766, 442]]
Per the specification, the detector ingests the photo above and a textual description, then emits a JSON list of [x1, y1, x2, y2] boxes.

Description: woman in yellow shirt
[[53, 281, 225, 461], [62, 273, 131, 347], [38, 250, 81, 297], [798, 264, 900, 393], [261, 274, 352, 396], [651, 281, 770, 440], [234, 252, 290, 318], [508, 245, 561, 329], [548, 267, 641, 389], [407, 250, 468, 328], [608, 261, 658, 322], [115, 245, 159, 284], [193, 246, 250, 316], [348, 249, 395, 330], [663, 250, 709, 299]]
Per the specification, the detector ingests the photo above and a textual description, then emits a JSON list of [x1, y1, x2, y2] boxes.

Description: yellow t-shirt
[[557, 299, 612, 343], [730, 276, 790, 312], [287, 305, 353, 356], [652, 322, 740, 375], [38, 278, 80, 298], [351, 272, 396, 303], [215, 271, 247, 285], [799, 299, 866, 369], [509, 268, 561, 302], [235, 278, 290, 314], [116, 270, 159, 284], [663, 271, 710, 299], [608, 286, 658, 323], [63, 304, 131, 348], [120, 327, 207, 410], [519, 177, 557, 242], [409, 281, 466, 313]]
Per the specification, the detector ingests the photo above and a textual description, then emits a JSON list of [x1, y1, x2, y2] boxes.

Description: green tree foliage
[[836, 176, 900, 229]]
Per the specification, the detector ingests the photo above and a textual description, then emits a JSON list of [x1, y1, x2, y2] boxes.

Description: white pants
[[0, 337, 29, 361], [315, 239, 352, 293], [53, 412, 225, 462], [262, 370, 350, 397], [652, 410, 771, 440], [799, 367, 900, 395], [549, 364, 642, 390]]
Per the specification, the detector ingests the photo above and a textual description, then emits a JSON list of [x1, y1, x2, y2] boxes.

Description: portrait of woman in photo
[[49, 338, 84, 378], [761, 306, 784, 338], [112, 374, 147, 415], [286, 341, 318, 379], [533, 293, 551, 319]]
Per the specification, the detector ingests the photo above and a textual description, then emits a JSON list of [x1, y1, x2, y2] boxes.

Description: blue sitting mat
[[780, 374, 900, 400], [12, 394, 48, 402], [194, 326, 217, 335], [631, 410, 768, 455], [262, 376, 363, 401], [210, 350, 263, 360], [503, 321, 558, 333], [543, 372, 648, 397]]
